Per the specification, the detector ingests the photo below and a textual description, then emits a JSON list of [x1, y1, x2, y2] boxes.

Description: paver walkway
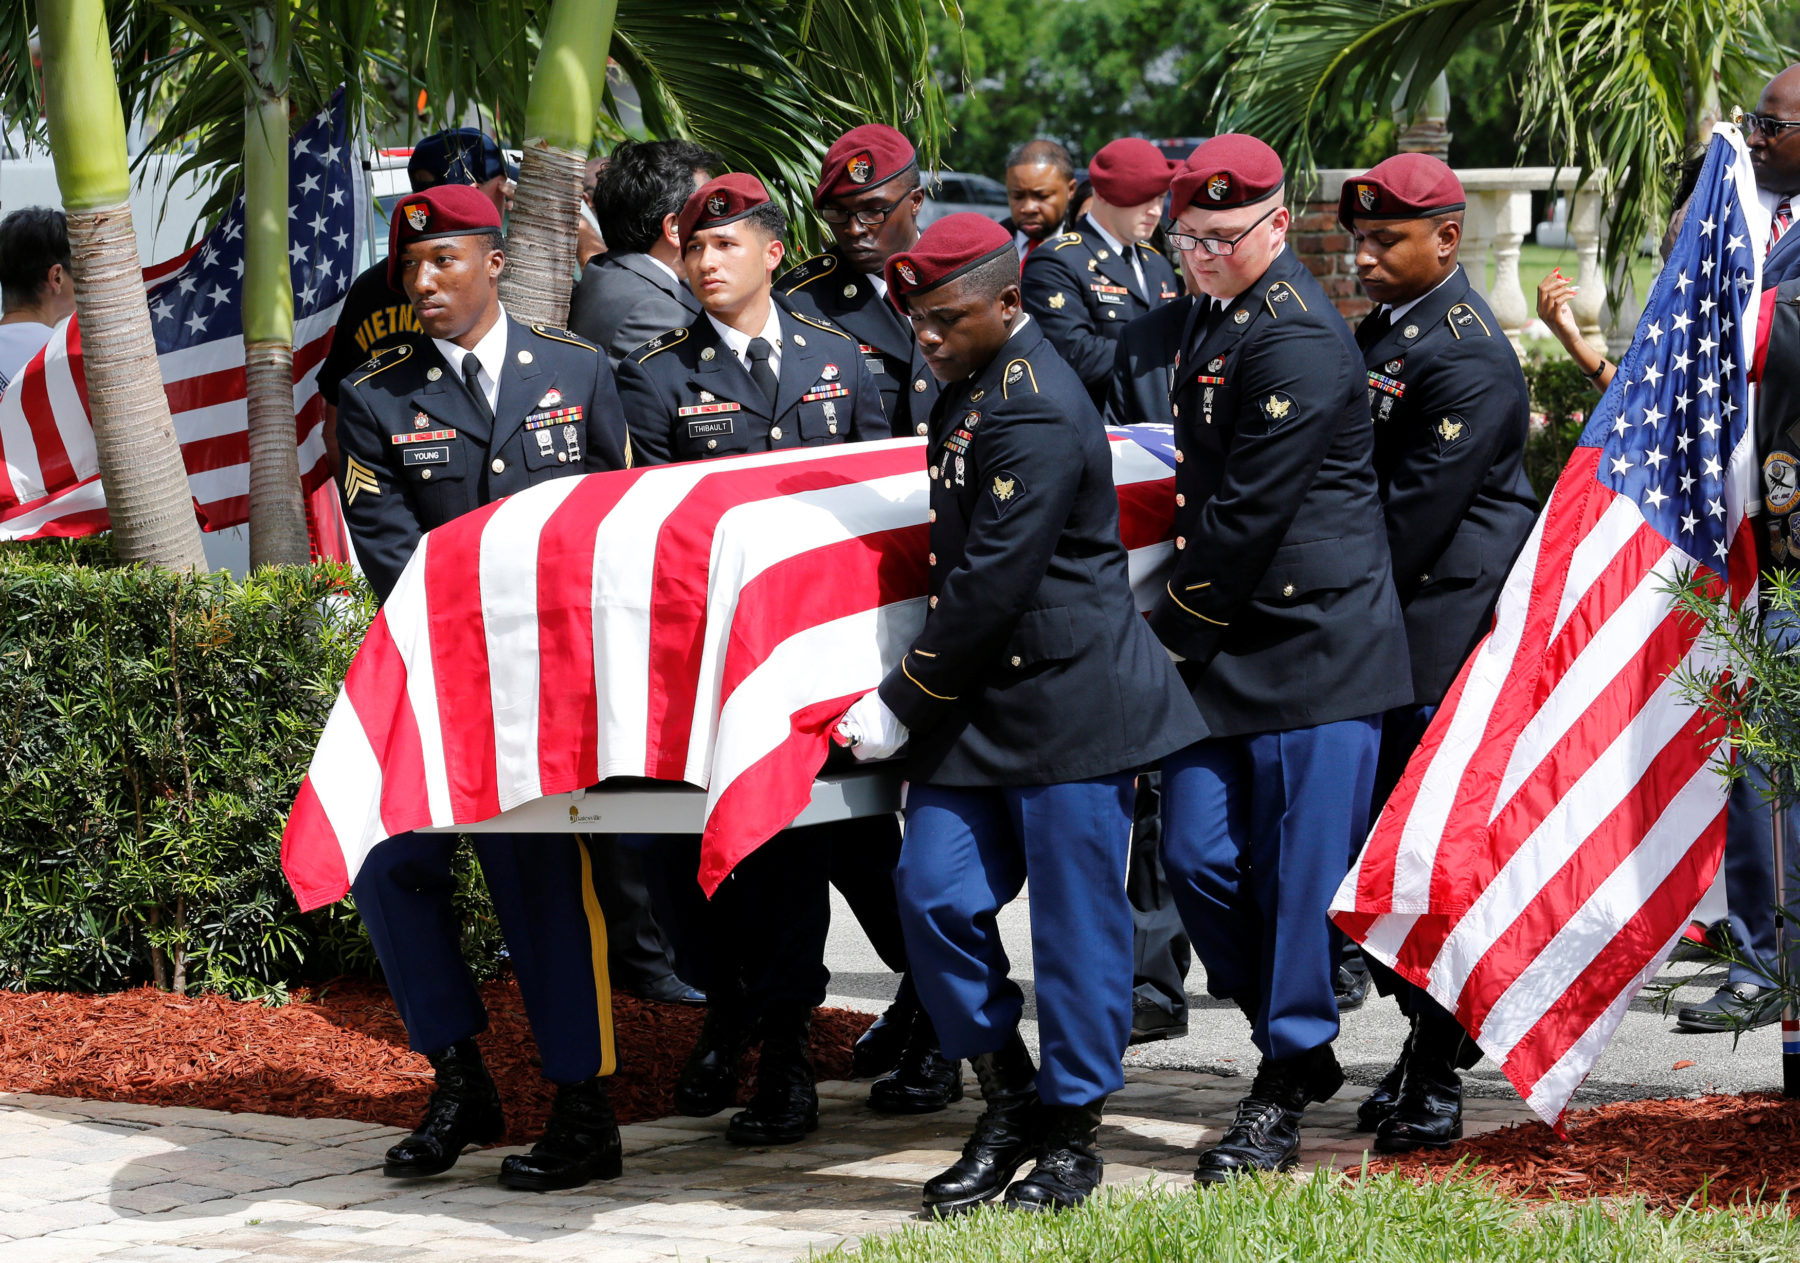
[[0, 1070, 1536, 1262]]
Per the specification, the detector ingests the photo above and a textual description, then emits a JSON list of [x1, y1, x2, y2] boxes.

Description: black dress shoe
[[1355, 1046, 1409, 1133], [674, 1000, 749, 1117], [1005, 1100, 1105, 1211], [1334, 963, 1370, 1013], [499, 1076, 624, 1190], [869, 1013, 963, 1114], [1195, 1045, 1343, 1186], [1676, 982, 1783, 1033], [923, 1034, 1043, 1217], [1129, 996, 1189, 1045], [726, 1008, 819, 1145], [1373, 1067, 1462, 1153], [628, 974, 708, 1006], [852, 978, 919, 1079], [383, 1039, 505, 1178]]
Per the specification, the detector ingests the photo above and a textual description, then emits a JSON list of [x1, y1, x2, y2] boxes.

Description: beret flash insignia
[[405, 203, 429, 231], [847, 153, 873, 184], [896, 261, 918, 285], [1206, 173, 1230, 201], [1357, 182, 1377, 211], [706, 192, 728, 216]]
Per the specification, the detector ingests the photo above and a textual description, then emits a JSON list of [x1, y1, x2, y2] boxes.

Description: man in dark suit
[[334, 184, 632, 1192], [1148, 136, 1414, 1183], [1339, 153, 1539, 1153], [1000, 139, 1079, 263], [1022, 137, 1181, 405], [1751, 64, 1800, 285], [777, 124, 938, 438], [836, 215, 1207, 1214], [614, 174, 895, 1147], [774, 123, 960, 1113], [569, 140, 721, 363]]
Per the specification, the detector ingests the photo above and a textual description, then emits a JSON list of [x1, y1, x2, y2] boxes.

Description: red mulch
[[1364, 1091, 1800, 1212], [0, 979, 873, 1147]]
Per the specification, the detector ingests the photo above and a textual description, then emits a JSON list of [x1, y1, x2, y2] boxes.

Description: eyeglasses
[[1166, 204, 1282, 256], [1742, 112, 1800, 138], [820, 191, 912, 227]]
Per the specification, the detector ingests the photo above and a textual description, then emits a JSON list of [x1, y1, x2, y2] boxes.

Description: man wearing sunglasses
[[778, 125, 939, 438], [1148, 135, 1412, 1184], [1748, 64, 1800, 284], [1022, 137, 1182, 405]]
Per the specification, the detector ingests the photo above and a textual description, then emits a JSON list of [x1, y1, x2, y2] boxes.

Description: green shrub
[[1522, 353, 1600, 503], [0, 550, 383, 998]]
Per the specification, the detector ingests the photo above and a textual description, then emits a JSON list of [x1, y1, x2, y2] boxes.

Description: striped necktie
[[1771, 198, 1793, 258]]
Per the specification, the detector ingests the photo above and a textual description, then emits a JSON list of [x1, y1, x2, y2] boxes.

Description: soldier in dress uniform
[[834, 215, 1207, 1214], [777, 124, 939, 438], [1147, 136, 1414, 1183], [1021, 137, 1181, 404], [773, 124, 961, 1113], [333, 184, 632, 1191], [1339, 153, 1538, 1153], [614, 174, 894, 1148]]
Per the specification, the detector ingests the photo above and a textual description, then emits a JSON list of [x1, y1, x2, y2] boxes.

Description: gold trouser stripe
[[574, 838, 617, 1076]]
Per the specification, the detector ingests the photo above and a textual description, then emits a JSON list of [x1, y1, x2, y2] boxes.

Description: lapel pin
[[518, 350, 533, 364], [1403, 324, 1420, 339], [1233, 310, 1249, 325], [794, 333, 807, 347], [701, 347, 716, 361], [427, 366, 442, 381], [843, 283, 857, 298]]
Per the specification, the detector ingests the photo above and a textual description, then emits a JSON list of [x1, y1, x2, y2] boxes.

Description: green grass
[[1498, 244, 1661, 318], [819, 1169, 1799, 1263]]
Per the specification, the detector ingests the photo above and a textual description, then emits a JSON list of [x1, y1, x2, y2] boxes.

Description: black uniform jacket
[[1754, 278, 1800, 574], [335, 316, 633, 602], [1148, 247, 1413, 738], [1360, 267, 1538, 705], [775, 247, 939, 438], [1021, 214, 1180, 400], [1105, 294, 1194, 427], [878, 318, 1208, 786], [614, 300, 888, 465]]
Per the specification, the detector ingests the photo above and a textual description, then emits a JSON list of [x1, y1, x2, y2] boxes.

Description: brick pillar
[[1288, 197, 1370, 323]]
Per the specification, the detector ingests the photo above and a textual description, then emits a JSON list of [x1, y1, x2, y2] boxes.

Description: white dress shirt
[[706, 303, 785, 379], [1083, 214, 1147, 299], [431, 306, 509, 413], [1381, 265, 1461, 325]]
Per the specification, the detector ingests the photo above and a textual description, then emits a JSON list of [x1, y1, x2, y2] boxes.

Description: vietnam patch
[[1257, 391, 1297, 434], [1765, 451, 1798, 515], [1435, 414, 1467, 450], [989, 470, 1024, 516]]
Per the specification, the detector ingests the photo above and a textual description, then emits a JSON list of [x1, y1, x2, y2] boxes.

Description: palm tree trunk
[[39, 0, 208, 572], [498, 0, 618, 327], [242, 4, 310, 567]]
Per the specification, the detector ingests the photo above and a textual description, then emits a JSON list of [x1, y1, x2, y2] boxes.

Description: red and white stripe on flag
[[1332, 125, 1766, 1128], [280, 433, 1178, 911]]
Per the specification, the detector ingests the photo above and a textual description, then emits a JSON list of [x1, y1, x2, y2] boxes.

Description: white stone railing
[[1312, 167, 1608, 357]]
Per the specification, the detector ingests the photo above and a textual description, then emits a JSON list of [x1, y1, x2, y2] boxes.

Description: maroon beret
[[1088, 137, 1175, 208], [1170, 134, 1285, 211], [678, 173, 771, 252], [387, 183, 503, 290], [1338, 153, 1467, 226], [815, 124, 917, 207], [885, 213, 1016, 300]]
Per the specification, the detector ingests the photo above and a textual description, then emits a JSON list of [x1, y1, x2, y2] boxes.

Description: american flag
[[0, 88, 362, 539], [279, 431, 1179, 911], [1332, 126, 1763, 1127]]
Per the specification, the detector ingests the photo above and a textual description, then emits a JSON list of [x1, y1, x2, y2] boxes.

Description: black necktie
[[461, 353, 494, 424], [745, 337, 779, 409], [1357, 307, 1392, 351]]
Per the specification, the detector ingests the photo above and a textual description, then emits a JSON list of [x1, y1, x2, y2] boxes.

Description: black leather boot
[[674, 996, 750, 1117], [852, 977, 919, 1079], [868, 1011, 963, 1114], [1195, 1044, 1344, 1186], [726, 1007, 819, 1145], [499, 1076, 624, 1190], [1004, 1099, 1105, 1211], [922, 1034, 1044, 1217], [1355, 1022, 1413, 1133], [1374, 1010, 1469, 1153], [383, 1038, 505, 1178]]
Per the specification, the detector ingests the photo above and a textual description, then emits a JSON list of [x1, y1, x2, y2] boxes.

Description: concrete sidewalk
[[0, 1070, 1534, 1263]]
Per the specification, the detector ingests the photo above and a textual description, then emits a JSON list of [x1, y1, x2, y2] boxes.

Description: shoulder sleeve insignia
[[1445, 303, 1491, 339], [989, 470, 1024, 515], [1053, 232, 1084, 250], [630, 327, 689, 362], [342, 454, 381, 505], [351, 341, 412, 387], [1047, 292, 1066, 310], [1001, 358, 1039, 398], [1436, 414, 1467, 448], [532, 324, 598, 351]]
